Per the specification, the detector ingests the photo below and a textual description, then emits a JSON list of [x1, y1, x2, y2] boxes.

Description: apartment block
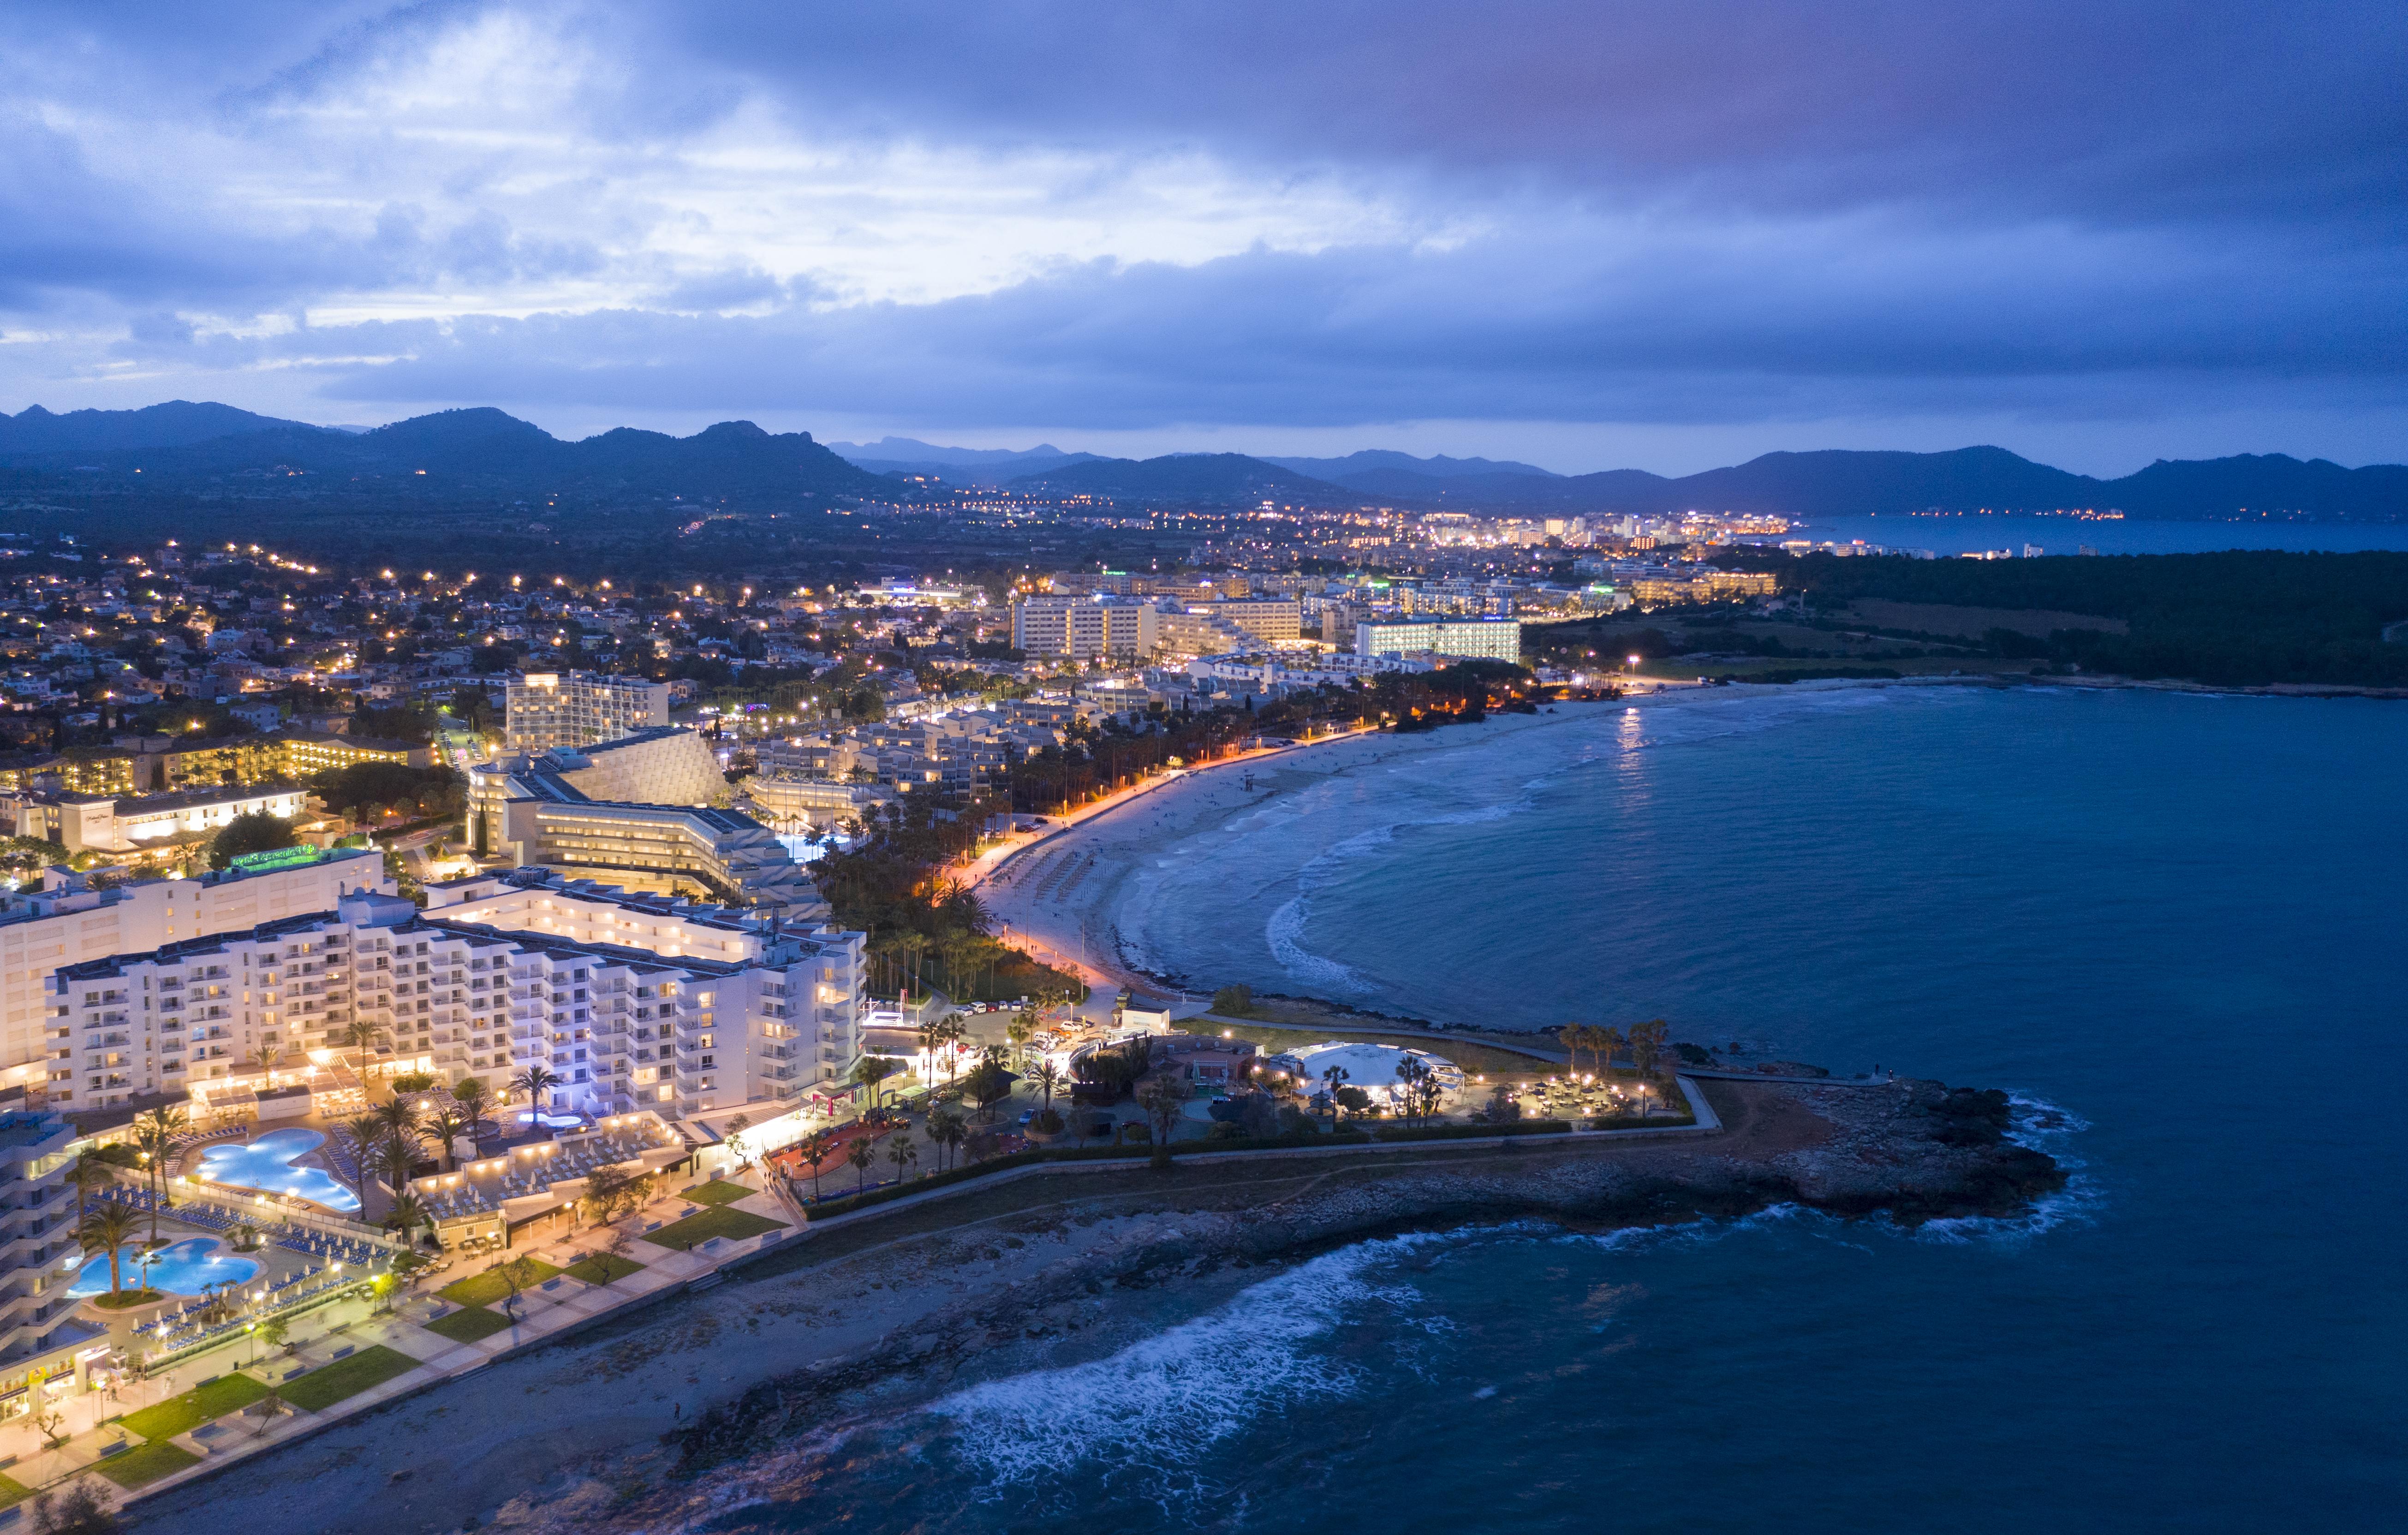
[[0, 848, 392, 1104], [1354, 619, 1524, 662], [504, 672, 673, 752], [1012, 595, 1158, 658]]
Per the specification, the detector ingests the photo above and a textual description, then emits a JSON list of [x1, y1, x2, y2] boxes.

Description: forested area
[[1714, 549, 2408, 686]]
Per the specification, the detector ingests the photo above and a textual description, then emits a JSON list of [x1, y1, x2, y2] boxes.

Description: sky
[[2, 1, 2402, 477]]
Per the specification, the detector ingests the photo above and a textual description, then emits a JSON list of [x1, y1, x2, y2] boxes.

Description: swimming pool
[[197, 1128, 362, 1212], [68, 1237, 259, 1298]]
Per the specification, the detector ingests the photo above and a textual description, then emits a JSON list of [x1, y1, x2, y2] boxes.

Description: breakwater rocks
[[659, 1076, 2062, 1484]]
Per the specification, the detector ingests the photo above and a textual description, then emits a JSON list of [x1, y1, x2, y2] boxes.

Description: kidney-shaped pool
[[197, 1128, 361, 1212]]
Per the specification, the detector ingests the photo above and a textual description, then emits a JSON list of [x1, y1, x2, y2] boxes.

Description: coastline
[[134, 1075, 2065, 1535]]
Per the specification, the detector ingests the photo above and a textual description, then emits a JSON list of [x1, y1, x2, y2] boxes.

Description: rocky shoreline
[[133, 1074, 2063, 1535]]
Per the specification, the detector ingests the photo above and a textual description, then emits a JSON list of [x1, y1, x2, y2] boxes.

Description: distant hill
[[1537, 447, 2408, 520], [0, 407, 888, 502], [1260, 450, 1562, 480], [0, 400, 326, 453], [1007, 453, 1348, 502]]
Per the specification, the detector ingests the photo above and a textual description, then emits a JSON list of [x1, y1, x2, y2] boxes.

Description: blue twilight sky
[[2, 1, 2402, 476]]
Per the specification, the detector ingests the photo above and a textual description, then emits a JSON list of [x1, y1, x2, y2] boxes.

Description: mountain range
[[0, 405, 885, 502], [0, 402, 2400, 520]]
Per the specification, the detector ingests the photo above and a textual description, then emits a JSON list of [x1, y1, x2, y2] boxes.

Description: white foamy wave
[[929, 1233, 1445, 1486], [1265, 892, 1366, 993], [1913, 1092, 2102, 1245]]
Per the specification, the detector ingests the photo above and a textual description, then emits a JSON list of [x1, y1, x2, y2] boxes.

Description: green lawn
[[0, 1473, 30, 1509], [643, 1206, 787, 1251], [422, 1305, 515, 1344], [122, 1373, 269, 1441], [678, 1180, 755, 1207], [436, 1259, 563, 1308], [95, 1438, 203, 1490], [563, 1252, 646, 1284], [281, 1345, 419, 1412]]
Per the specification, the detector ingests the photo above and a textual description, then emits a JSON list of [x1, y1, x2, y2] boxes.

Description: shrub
[[1212, 984, 1253, 1015]]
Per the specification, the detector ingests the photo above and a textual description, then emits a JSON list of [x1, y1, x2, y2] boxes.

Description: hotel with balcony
[[48, 871, 866, 1123]]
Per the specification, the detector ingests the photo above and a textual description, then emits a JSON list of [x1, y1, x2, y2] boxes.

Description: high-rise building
[[505, 672, 673, 752], [1011, 595, 1159, 658], [51, 875, 866, 1123], [0, 1110, 92, 1392], [1198, 598, 1302, 643], [0, 848, 393, 1110], [1354, 619, 1523, 662]]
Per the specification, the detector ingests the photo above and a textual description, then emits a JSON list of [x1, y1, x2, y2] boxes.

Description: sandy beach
[[977, 698, 1641, 1003]]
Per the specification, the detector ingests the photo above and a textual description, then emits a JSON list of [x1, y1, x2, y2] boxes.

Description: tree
[[926, 1108, 966, 1171], [883, 1131, 919, 1184], [960, 1058, 1013, 1116], [29, 1481, 117, 1535], [338, 1017, 381, 1083], [71, 1148, 119, 1224], [384, 1191, 429, 1249], [129, 1104, 187, 1243], [1628, 1019, 1668, 1080], [1136, 1077, 1184, 1169], [1320, 1064, 1352, 1129], [1597, 1024, 1627, 1075], [78, 1202, 142, 1297], [1334, 1085, 1373, 1124], [1032, 1059, 1062, 1112], [793, 1130, 836, 1201], [510, 1064, 562, 1113], [427, 1107, 471, 1173], [337, 1113, 383, 1208], [849, 1055, 896, 1105], [1212, 984, 1253, 1015], [207, 810, 298, 870], [450, 1076, 493, 1146], [494, 1254, 542, 1318], [722, 1112, 754, 1171], [846, 1135, 876, 1194], [1396, 1053, 1442, 1128], [377, 1128, 422, 1202]]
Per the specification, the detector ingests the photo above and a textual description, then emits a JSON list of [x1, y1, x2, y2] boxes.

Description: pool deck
[[0, 1172, 799, 1517]]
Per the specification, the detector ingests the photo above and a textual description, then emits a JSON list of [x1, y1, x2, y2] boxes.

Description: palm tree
[[1033, 1059, 1062, 1114], [377, 1129, 421, 1207], [510, 1065, 562, 1117], [450, 1076, 492, 1150], [1598, 1025, 1627, 1075], [926, 1108, 965, 1172], [846, 1135, 875, 1194], [384, 1191, 429, 1249], [849, 1055, 895, 1107], [883, 1132, 918, 1184], [338, 1113, 384, 1208], [1321, 1064, 1352, 1130], [78, 1202, 143, 1298], [131, 1104, 188, 1244], [427, 1107, 471, 1173], [794, 1130, 835, 1201], [338, 1017, 380, 1082], [70, 1149, 116, 1224]]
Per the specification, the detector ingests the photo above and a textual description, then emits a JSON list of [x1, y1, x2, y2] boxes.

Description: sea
[[720, 685, 2406, 1531], [1787, 513, 2408, 557]]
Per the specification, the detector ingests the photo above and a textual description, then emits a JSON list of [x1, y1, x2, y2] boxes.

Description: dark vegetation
[[1713, 548, 2408, 687]]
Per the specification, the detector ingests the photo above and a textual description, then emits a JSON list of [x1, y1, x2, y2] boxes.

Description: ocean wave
[[1913, 1092, 2102, 1245], [926, 1233, 1447, 1489]]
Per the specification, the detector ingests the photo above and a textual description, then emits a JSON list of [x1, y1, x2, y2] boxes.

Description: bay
[[729, 687, 2408, 1532]]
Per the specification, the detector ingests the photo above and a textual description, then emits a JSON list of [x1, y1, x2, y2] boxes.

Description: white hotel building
[[48, 870, 865, 1122]]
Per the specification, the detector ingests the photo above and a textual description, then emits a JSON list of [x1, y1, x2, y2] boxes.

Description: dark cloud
[[0, 0, 2402, 463]]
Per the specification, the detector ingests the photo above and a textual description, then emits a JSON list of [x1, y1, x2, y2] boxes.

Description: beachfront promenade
[[57, 1063, 1730, 1518], [9, 1174, 800, 1517]]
